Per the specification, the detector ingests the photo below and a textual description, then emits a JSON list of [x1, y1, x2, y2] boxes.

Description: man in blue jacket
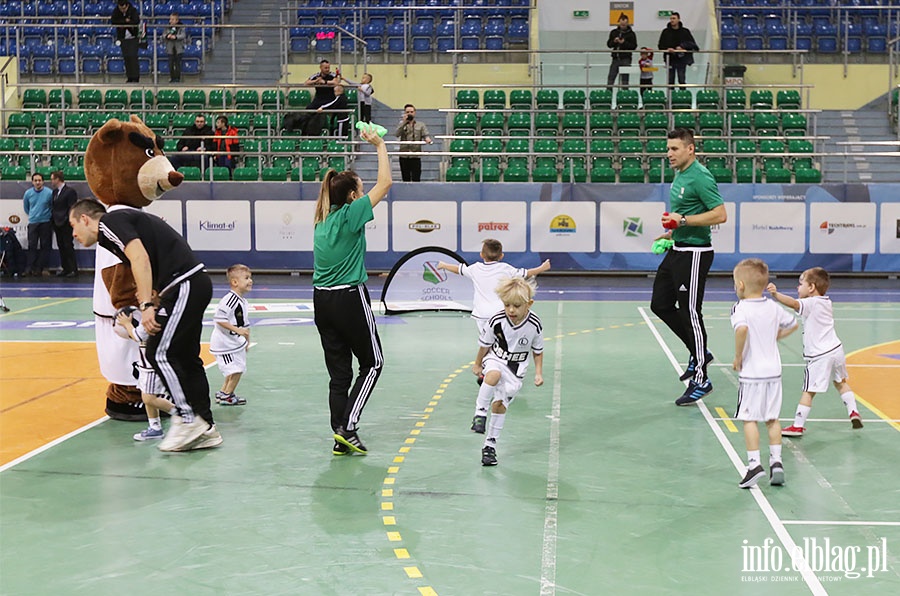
[[22, 172, 53, 277]]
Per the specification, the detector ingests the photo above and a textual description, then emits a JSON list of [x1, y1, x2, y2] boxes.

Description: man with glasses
[[169, 115, 213, 171]]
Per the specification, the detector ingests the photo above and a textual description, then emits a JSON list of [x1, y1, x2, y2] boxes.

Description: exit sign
[[658, 10, 673, 17], [573, 10, 589, 18]]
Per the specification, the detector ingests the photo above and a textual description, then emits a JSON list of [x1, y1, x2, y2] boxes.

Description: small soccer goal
[[381, 246, 474, 315]]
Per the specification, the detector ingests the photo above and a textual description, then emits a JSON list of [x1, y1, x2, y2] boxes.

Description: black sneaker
[[481, 445, 498, 466], [679, 351, 715, 381], [769, 462, 785, 486], [675, 380, 714, 406], [471, 415, 487, 434], [476, 374, 484, 386], [738, 465, 766, 488], [333, 427, 368, 454], [332, 440, 350, 456]]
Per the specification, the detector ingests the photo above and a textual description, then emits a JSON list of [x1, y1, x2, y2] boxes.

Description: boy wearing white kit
[[767, 267, 863, 436], [731, 259, 798, 488], [211, 264, 252, 406], [437, 238, 550, 432], [473, 276, 544, 467]]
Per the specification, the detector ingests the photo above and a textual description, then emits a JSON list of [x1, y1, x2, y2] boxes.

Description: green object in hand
[[651, 238, 674, 254], [355, 121, 387, 137]]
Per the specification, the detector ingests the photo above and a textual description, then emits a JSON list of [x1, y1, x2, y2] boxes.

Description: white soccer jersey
[[797, 296, 842, 359], [210, 290, 250, 355], [459, 261, 528, 319], [731, 298, 797, 382], [479, 310, 543, 378]]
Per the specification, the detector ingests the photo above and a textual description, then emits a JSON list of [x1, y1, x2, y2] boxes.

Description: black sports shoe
[[769, 462, 785, 486], [481, 445, 498, 466], [332, 440, 349, 456], [471, 415, 487, 434], [333, 427, 368, 454], [675, 380, 714, 406], [739, 465, 766, 488], [679, 351, 715, 381], [476, 374, 484, 386]]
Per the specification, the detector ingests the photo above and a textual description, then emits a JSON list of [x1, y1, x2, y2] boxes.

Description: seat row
[[297, 0, 529, 21], [0, 0, 227, 18], [17, 88, 315, 111]]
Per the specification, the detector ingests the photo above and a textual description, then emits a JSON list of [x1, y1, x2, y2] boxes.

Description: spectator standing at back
[[658, 12, 699, 90], [164, 12, 185, 83], [606, 15, 637, 91], [395, 104, 433, 182], [211, 116, 241, 174], [111, 0, 141, 83], [22, 172, 53, 277], [169, 114, 213, 171], [358, 73, 375, 123], [50, 170, 79, 277], [285, 60, 342, 135]]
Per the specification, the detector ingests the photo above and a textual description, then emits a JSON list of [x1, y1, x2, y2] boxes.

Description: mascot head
[[85, 115, 184, 208]]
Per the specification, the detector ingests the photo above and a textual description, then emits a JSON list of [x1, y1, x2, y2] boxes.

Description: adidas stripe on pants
[[650, 246, 714, 384], [314, 284, 384, 433]]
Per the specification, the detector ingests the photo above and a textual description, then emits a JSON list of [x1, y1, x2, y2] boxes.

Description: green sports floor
[[1, 276, 898, 595]]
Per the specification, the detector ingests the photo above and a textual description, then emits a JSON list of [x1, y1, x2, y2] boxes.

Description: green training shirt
[[312, 196, 374, 287], [669, 159, 724, 246]]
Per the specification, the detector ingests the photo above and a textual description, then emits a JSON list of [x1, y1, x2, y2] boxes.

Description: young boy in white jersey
[[211, 264, 252, 406], [731, 259, 798, 488], [473, 276, 544, 466], [767, 267, 863, 436], [437, 239, 549, 432]]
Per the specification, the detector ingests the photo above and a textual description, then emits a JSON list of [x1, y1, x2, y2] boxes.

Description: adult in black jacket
[[607, 15, 638, 91], [111, 0, 140, 82], [169, 114, 214, 170], [49, 170, 79, 277], [658, 12, 699, 90]]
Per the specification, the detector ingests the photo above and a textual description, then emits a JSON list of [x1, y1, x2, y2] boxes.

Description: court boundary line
[[0, 416, 109, 473], [539, 301, 564, 596], [637, 306, 826, 596], [782, 520, 900, 527]]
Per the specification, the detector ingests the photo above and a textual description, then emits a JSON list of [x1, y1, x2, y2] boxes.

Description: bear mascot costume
[[84, 115, 184, 420]]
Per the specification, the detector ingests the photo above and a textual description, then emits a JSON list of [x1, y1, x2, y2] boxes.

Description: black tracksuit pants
[[146, 271, 214, 425], [314, 284, 383, 433], [650, 246, 714, 384]]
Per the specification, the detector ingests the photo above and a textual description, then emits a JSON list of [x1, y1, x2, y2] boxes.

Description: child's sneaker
[[738, 465, 766, 488], [481, 445, 498, 466], [471, 415, 487, 434], [769, 462, 785, 486], [133, 426, 164, 441], [781, 425, 805, 437], [218, 393, 247, 406], [674, 380, 713, 406], [849, 411, 863, 429], [215, 391, 227, 404], [334, 427, 367, 454]]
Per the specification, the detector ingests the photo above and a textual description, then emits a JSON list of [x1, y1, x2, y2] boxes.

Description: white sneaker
[[158, 415, 209, 452], [186, 425, 223, 450]]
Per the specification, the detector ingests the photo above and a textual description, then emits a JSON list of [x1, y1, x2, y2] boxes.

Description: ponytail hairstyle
[[313, 169, 363, 224]]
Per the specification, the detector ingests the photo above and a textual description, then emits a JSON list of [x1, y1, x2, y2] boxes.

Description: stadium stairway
[[200, 0, 283, 85], [821, 101, 896, 183]]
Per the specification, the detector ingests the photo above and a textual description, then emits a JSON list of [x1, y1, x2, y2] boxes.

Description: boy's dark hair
[[217, 115, 228, 126], [803, 267, 831, 294], [667, 127, 694, 145], [481, 238, 503, 261], [69, 198, 107, 219]]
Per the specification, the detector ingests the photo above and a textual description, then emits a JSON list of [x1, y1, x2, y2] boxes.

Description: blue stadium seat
[[32, 57, 53, 75], [412, 37, 432, 54], [460, 36, 480, 50], [484, 17, 505, 37], [460, 16, 482, 37], [58, 58, 76, 75], [386, 20, 405, 38], [436, 36, 455, 53], [364, 36, 383, 53], [386, 37, 405, 54], [412, 17, 434, 37], [436, 19, 455, 38], [485, 36, 504, 51], [508, 19, 528, 43]]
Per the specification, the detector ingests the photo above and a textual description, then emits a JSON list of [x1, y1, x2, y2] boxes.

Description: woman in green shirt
[[313, 128, 392, 456]]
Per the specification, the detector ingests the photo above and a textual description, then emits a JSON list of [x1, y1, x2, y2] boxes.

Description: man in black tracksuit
[[658, 12, 699, 90], [607, 15, 638, 91], [111, 0, 141, 83], [70, 199, 220, 452]]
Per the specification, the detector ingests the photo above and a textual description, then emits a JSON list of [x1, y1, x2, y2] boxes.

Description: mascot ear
[[96, 118, 125, 145]]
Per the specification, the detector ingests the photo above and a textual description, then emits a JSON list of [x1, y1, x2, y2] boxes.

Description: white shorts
[[803, 347, 848, 393], [482, 355, 523, 407], [735, 380, 783, 422], [215, 349, 247, 376], [136, 362, 167, 396]]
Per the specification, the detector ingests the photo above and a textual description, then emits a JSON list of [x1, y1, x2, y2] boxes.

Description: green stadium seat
[[230, 113, 252, 134], [560, 163, 587, 182], [235, 90, 260, 110], [695, 89, 720, 110], [616, 112, 641, 136], [618, 139, 644, 169], [781, 113, 807, 136], [103, 89, 127, 110], [788, 140, 815, 170], [760, 139, 786, 170], [561, 112, 586, 136], [725, 89, 746, 110], [709, 166, 733, 183], [482, 90, 506, 109], [7, 113, 32, 135], [78, 89, 102, 109], [453, 112, 478, 135], [641, 89, 666, 109], [615, 89, 639, 110], [2, 165, 28, 180], [172, 112, 195, 130], [503, 165, 529, 182], [480, 112, 505, 135], [533, 165, 558, 182], [671, 89, 693, 110], [164, 139, 178, 153], [48, 89, 74, 108], [299, 139, 322, 172], [143, 113, 170, 134], [736, 164, 761, 183], [533, 138, 558, 169], [753, 112, 780, 136], [699, 112, 724, 136], [209, 89, 234, 109], [734, 139, 757, 171], [673, 112, 696, 130], [232, 167, 258, 181], [702, 139, 729, 170], [507, 112, 531, 136], [776, 90, 801, 110], [590, 166, 616, 182], [88, 111, 110, 129], [794, 167, 821, 183], [506, 138, 530, 169], [254, 112, 279, 133], [562, 89, 586, 109], [535, 112, 559, 136], [750, 90, 773, 109], [130, 89, 154, 110], [456, 89, 479, 109], [509, 89, 533, 110], [287, 89, 312, 107], [179, 167, 202, 180], [648, 164, 674, 183], [450, 138, 475, 169], [480, 164, 502, 182], [561, 138, 587, 182], [261, 167, 288, 181], [765, 167, 792, 183], [182, 89, 206, 111], [156, 89, 181, 110], [589, 89, 613, 110], [261, 90, 285, 110], [446, 166, 472, 181], [301, 166, 318, 181], [643, 111, 669, 136], [646, 139, 669, 169], [590, 139, 615, 169], [729, 112, 752, 136], [536, 89, 560, 110], [619, 166, 645, 183], [326, 141, 346, 171], [63, 166, 85, 181], [589, 112, 614, 137], [50, 139, 75, 168], [22, 89, 46, 109], [205, 166, 231, 181], [270, 139, 296, 170], [479, 138, 503, 173]]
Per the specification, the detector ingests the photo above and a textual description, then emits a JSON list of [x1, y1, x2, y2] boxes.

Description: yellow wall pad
[[742, 64, 895, 110]]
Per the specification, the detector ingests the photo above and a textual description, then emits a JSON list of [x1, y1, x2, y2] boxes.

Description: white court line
[[540, 301, 564, 596], [638, 306, 826, 596], [712, 418, 900, 424], [1, 358, 223, 473], [712, 363, 900, 369], [783, 521, 900, 527]]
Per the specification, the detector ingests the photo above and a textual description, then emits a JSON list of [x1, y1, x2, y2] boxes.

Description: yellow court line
[[0, 297, 79, 318], [715, 407, 739, 433], [845, 340, 900, 434]]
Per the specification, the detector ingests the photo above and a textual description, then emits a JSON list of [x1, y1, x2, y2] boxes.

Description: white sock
[[793, 404, 811, 428], [148, 416, 162, 431], [747, 450, 760, 470], [840, 391, 858, 416], [769, 444, 782, 464], [484, 412, 505, 448], [474, 382, 494, 416]]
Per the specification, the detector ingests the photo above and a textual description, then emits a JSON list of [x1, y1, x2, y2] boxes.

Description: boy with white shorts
[[767, 267, 863, 436], [472, 276, 544, 467], [731, 259, 798, 488], [211, 264, 252, 406]]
